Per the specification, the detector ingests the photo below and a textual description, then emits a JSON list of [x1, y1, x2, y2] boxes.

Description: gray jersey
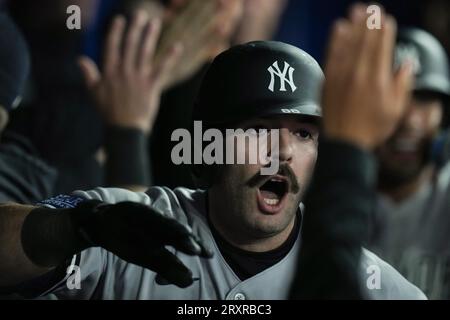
[[370, 162, 450, 299], [37, 187, 425, 300]]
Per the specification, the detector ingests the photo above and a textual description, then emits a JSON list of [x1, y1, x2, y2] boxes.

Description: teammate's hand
[[233, 0, 288, 44], [78, 11, 182, 133], [71, 200, 213, 288], [154, 0, 242, 89], [321, 4, 414, 150]]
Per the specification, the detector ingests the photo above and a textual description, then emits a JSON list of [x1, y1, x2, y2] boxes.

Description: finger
[[156, 214, 195, 239], [157, 0, 211, 60], [169, 0, 188, 12], [134, 216, 205, 257], [214, 0, 242, 38], [139, 18, 162, 75], [133, 207, 212, 258], [352, 5, 378, 77], [323, 19, 352, 82], [190, 234, 214, 258], [78, 56, 101, 90], [113, 201, 195, 239], [168, 232, 214, 258], [185, 0, 217, 42], [123, 10, 149, 74], [152, 248, 194, 288], [348, 3, 369, 65], [104, 15, 126, 75], [376, 15, 397, 82], [114, 241, 194, 288], [153, 43, 184, 89], [355, 25, 381, 79]]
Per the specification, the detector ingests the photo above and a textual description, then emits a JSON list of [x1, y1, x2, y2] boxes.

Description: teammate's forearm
[[291, 138, 376, 299], [0, 204, 53, 287], [0, 203, 92, 287]]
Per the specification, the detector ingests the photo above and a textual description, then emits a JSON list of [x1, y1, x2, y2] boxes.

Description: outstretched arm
[[0, 197, 212, 291]]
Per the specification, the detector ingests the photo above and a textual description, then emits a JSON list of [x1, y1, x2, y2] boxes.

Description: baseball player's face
[[210, 115, 318, 244], [377, 93, 443, 185]]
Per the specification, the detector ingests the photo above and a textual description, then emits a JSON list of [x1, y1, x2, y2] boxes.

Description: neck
[[207, 190, 296, 253], [379, 165, 435, 203]]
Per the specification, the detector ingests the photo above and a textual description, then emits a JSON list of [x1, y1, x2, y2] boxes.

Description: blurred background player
[[0, 13, 57, 204], [369, 28, 450, 299]]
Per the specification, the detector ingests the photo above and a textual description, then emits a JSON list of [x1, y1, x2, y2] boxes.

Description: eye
[[294, 129, 313, 139]]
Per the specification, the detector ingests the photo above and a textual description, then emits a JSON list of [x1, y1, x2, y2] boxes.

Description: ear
[[0, 105, 9, 132]]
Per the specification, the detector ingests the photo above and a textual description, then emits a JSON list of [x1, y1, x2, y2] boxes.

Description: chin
[[251, 202, 297, 236], [378, 163, 424, 187]]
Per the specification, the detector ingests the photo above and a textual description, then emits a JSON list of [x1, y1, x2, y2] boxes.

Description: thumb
[[78, 56, 101, 90]]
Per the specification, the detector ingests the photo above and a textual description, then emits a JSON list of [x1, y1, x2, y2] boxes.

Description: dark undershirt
[[207, 202, 301, 281]]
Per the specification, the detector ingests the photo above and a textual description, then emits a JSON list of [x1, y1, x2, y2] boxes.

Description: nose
[[402, 105, 423, 131], [276, 128, 294, 163]]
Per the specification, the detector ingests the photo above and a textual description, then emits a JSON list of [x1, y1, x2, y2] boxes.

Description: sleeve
[[290, 138, 376, 299], [360, 249, 427, 300]]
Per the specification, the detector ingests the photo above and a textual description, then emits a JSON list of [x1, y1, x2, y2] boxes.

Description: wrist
[[21, 206, 94, 268], [106, 121, 151, 134], [105, 126, 151, 187], [68, 200, 107, 248]]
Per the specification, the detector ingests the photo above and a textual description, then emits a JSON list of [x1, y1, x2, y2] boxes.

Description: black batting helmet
[[193, 41, 323, 128]]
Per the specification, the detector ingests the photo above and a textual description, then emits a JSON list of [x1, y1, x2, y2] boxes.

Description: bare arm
[[0, 204, 60, 287]]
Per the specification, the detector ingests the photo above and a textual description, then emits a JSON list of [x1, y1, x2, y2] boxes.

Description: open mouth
[[390, 138, 420, 153], [257, 175, 289, 214]]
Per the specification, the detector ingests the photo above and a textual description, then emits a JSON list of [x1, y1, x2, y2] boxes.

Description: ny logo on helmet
[[394, 44, 421, 75], [267, 61, 297, 93]]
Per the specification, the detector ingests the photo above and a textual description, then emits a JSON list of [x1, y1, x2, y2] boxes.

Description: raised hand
[[79, 11, 182, 133], [321, 4, 414, 150]]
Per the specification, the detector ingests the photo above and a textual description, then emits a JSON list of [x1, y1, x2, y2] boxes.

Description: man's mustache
[[247, 163, 300, 194]]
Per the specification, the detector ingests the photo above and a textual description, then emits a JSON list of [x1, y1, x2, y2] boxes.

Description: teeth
[[264, 198, 280, 206], [392, 139, 419, 152]]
